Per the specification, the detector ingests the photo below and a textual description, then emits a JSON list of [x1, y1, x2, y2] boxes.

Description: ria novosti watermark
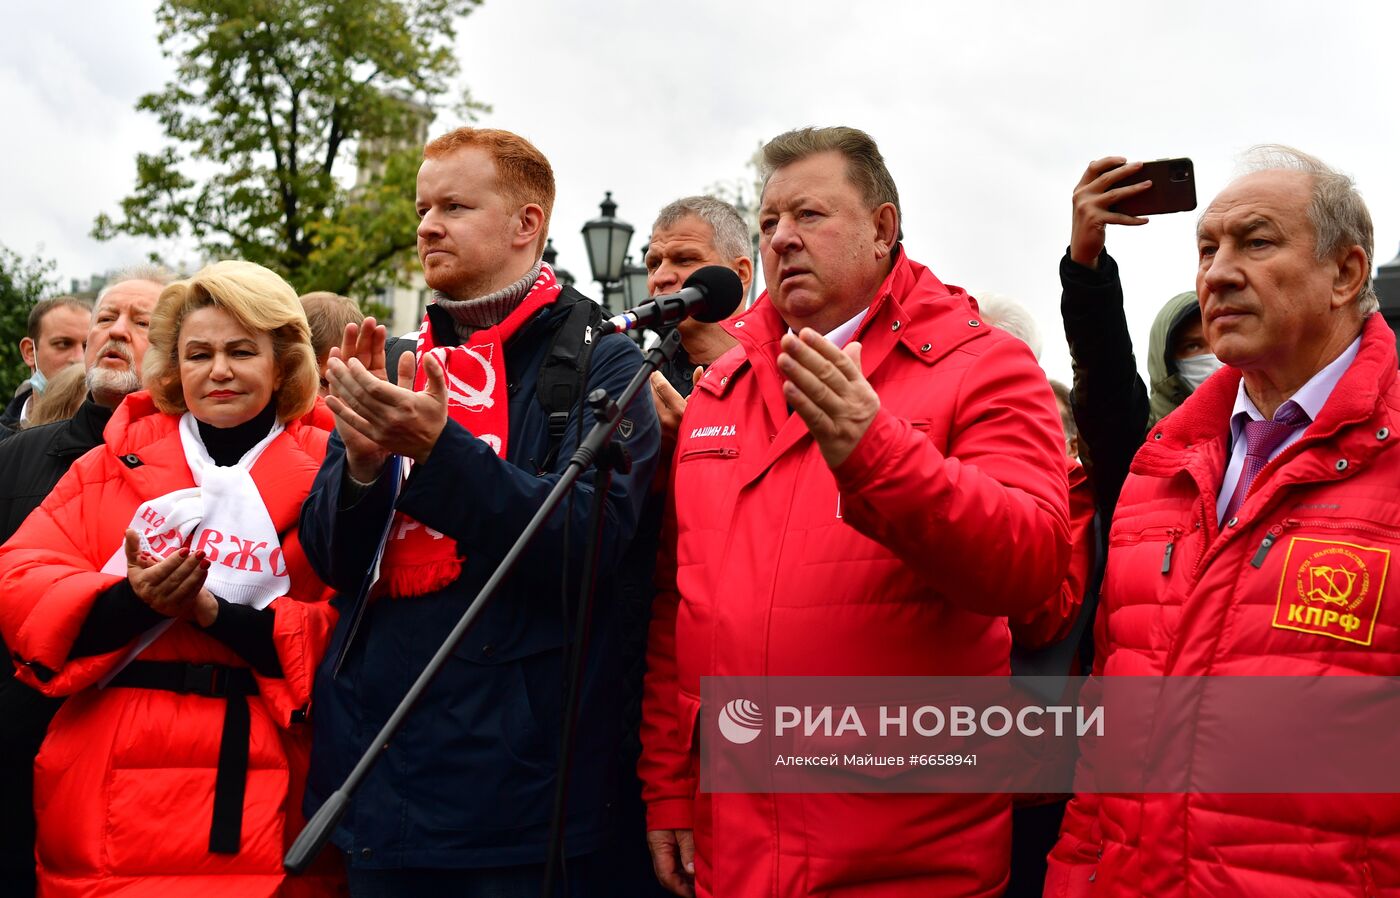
[[700, 676, 1400, 794]]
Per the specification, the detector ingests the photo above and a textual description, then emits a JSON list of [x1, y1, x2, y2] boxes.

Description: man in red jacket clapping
[[639, 126, 1072, 898]]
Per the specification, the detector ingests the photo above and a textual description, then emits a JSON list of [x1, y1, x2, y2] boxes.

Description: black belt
[[107, 660, 259, 854]]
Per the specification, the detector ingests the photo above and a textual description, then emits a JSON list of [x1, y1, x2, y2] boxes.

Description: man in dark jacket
[[644, 196, 754, 470], [1, 296, 91, 432], [1060, 156, 1223, 519], [602, 196, 753, 898], [301, 127, 658, 896], [0, 268, 163, 897]]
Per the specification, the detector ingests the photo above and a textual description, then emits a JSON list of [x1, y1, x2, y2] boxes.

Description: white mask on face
[[1176, 353, 1223, 392]]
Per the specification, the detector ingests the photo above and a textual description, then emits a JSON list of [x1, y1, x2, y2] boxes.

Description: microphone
[[598, 265, 744, 336]]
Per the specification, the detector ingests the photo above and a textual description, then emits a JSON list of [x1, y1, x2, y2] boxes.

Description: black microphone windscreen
[[682, 266, 745, 323]]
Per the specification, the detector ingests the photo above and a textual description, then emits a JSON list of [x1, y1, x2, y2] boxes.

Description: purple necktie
[[1222, 400, 1310, 520]]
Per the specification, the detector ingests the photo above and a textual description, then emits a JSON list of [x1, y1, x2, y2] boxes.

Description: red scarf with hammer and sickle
[[378, 265, 563, 598]]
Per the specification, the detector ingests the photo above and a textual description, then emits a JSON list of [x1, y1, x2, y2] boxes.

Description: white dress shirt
[[1215, 336, 1361, 523]]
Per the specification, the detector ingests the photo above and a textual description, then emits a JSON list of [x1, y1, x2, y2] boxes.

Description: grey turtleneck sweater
[[432, 260, 543, 341]]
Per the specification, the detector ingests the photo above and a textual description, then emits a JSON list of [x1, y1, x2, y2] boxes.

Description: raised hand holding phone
[[1070, 156, 1195, 269]]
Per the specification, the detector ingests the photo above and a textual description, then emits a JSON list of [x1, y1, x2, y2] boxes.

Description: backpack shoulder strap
[[384, 335, 418, 387], [536, 290, 604, 468]]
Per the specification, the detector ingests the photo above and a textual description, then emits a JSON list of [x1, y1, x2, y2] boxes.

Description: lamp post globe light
[[581, 191, 635, 314]]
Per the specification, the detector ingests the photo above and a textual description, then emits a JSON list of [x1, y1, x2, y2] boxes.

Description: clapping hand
[[124, 529, 218, 626], [777, 329, 881, 470]]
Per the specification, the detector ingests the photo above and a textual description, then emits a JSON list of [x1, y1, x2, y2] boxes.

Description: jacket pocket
[[1251, 518, 1398, 656], [1107, 524, 1182, 549], [677, 445, 740, 463], [106, 766, 288, 874], [676, 689, 702, 757], [459, 640, 567, 771]]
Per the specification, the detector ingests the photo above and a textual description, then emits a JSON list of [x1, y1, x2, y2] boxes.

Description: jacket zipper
[[1362, 859, 1377, 898], [1251, 517, 1396, 569], [679, 446, 739, 461], [1283, 517, 1398, 541], [1250, 524, 1286, 569], [1160, 528, 1185, 574]]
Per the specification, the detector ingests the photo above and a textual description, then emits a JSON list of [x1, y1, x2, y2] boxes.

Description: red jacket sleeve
[[834, 337, 1071, 617], [1012, 460, 1096, 649], [255, 536, 338, 727], [0, 445, 337, 726], [0, 453, 131, 695], [637, 490, 696, 832]]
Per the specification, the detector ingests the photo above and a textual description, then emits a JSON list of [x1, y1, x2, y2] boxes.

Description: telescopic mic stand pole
[[540, 388, 628, 898], [540, 328, 681, 895], [284, 328, 683, 875]]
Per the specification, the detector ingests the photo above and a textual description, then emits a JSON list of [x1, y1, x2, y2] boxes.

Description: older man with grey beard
[[0, 265, 169, 898]]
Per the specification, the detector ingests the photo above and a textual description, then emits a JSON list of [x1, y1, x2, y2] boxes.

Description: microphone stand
[[540, 388, 629, 898], [284, 328, 683, 876]]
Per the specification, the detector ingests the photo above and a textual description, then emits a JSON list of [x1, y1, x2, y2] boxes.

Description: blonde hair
[[299, 291, 363, 361], [24, 362, 88, 428], [145, 260, 318, 422]]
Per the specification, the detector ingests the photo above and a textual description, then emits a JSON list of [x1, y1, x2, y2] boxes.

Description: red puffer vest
[[641, 251, 1071, 897], [1047, 314, 1400, 898], [0, 393, 343, 898]]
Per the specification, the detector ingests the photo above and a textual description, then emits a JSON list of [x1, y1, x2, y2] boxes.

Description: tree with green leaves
[[0, 245, 58, 393], [94, 0, 486, 296]]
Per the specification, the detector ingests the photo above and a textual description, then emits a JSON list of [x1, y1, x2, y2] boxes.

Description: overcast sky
[[3, 0, 1398, 383]]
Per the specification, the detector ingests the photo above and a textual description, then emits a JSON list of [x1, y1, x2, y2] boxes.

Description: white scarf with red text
[[98, 412, 289, 681]]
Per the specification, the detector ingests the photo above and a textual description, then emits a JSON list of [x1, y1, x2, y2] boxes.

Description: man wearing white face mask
[[1059, 157, 1224, 520]]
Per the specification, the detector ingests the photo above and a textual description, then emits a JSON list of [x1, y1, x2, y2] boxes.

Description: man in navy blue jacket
[[300, 126, 659, 896]]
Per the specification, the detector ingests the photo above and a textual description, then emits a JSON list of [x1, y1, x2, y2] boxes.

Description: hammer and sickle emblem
[[1306, 564, 1357, 606], [429, 346, 495, 411]]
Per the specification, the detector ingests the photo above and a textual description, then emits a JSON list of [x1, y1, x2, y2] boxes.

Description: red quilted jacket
[[1013, 459, 1096, 651], [1047, 314, 1400, 898], [0, 393, 343, 898], [640, 251, 1071, 897]]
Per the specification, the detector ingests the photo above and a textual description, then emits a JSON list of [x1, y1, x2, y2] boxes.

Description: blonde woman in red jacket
[[0, 261, 344, 897]]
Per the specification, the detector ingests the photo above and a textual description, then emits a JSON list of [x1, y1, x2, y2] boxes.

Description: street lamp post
[[621, 252, 649, 310], [581, 192, 636, 314], [541, 238, 575, 288]]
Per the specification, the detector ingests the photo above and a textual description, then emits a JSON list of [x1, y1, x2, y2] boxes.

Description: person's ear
[[1332, 244, 1369, 311], [730, 255, 755, 302], [19, 336, 35, 370], [515, 204, 546, 252], [872, 203, 899, 260]]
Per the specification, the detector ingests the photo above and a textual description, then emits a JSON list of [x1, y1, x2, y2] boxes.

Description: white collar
[[787, 306, 870, 349], [1229, 335, 1361, 437]]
